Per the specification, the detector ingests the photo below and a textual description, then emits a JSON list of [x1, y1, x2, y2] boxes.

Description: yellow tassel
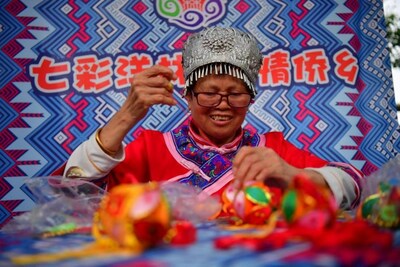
[[11, 243, 133, 265]]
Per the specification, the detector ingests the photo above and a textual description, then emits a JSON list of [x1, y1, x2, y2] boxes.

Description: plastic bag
[[361, 155, 400, 201], [161, 182, 221, 222], [2, 176, 105, 235], [2, 177, 222, 236], [358, 156, 400, 228]]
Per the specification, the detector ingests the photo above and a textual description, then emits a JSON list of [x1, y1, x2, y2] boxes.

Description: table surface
[[1, 222, 399, 267]]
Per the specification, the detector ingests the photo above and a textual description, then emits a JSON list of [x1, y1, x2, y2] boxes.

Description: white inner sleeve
[[306, 166, 357, 209], [63, 133, 125, 180]]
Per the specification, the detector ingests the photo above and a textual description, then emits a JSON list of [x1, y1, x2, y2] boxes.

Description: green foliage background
[[386, 13, 400, 68]]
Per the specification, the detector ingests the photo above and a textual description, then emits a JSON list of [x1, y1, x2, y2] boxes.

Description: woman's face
[[186, 74, 250, 147]]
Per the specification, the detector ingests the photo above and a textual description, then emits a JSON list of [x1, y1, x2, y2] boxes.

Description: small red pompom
[[168, 220, 197, 245]]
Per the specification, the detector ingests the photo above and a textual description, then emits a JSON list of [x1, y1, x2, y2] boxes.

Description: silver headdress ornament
[[182, 26, 263, 97]]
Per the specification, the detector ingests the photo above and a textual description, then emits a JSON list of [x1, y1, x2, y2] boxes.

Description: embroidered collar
[[170, 123, 260, 190], [188, 122, 244, 154]]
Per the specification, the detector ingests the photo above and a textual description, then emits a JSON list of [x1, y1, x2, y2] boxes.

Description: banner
[[1, 0, 399, 227]]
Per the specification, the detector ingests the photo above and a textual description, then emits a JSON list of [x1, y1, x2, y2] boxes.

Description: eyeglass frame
[[191, 91, 254, 108]]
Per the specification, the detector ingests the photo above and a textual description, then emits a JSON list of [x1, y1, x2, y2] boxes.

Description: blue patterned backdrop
[[0, 0, 399, 227]]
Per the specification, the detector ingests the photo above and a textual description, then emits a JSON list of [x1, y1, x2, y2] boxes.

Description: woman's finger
[[136, 65, 177, 81]]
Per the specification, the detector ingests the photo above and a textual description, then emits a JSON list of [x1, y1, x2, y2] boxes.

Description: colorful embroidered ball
[[92, 182, 171, 252], [281, 175, 337, 229], [221, 181, 282, 225], [222, 176, 337, 227], [357, 182, 400, 228]]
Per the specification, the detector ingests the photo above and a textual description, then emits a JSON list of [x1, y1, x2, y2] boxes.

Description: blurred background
[[383, 0, 400, 119]]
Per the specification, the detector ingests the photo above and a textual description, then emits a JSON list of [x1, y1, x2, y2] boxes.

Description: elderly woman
[[62, 27, 363, 209]]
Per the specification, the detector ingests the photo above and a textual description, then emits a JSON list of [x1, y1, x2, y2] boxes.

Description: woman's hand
[[121, 65, 178, 124], [232, 146, 296, 188], [232, 146, 328, 190], [99, 65, 177, 154]]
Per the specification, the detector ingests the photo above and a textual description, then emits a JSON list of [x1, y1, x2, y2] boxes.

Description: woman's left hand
[[232, 146, 298, 188], [232, 146, 329, 190]]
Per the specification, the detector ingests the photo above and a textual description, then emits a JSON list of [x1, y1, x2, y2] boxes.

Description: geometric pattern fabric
[[0, 0, 399, 227]]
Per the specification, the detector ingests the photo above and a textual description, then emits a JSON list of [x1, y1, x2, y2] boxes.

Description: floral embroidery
[[171, 125, 260, 189]]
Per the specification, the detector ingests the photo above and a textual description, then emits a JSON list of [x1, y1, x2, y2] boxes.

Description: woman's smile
[[186, 74, 250, 146], [210, 114, 232, 122]]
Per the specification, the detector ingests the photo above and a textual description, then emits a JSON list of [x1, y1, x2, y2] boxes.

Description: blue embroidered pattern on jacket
[[171, 125, 260, 189]]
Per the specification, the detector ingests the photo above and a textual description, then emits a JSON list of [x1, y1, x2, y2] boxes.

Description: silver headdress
[[182, 27, 262, 97]]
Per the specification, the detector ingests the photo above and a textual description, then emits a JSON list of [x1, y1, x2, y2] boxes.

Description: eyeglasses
[[192, 91, 252, 108]]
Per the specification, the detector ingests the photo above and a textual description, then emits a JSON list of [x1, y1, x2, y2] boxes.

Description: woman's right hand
[[121, 65, 178, 124], [98, 65, 178, 154]]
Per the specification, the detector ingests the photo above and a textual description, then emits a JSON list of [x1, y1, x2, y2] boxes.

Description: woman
[[62, 27, 363, 209]]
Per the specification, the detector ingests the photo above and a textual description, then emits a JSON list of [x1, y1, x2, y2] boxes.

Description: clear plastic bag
[[361, 155, 400, 202], [358, 156, 400, 228], [161, 182, 221, 222], [1, 176, 105, 235], [1, 177, 222, 236]]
